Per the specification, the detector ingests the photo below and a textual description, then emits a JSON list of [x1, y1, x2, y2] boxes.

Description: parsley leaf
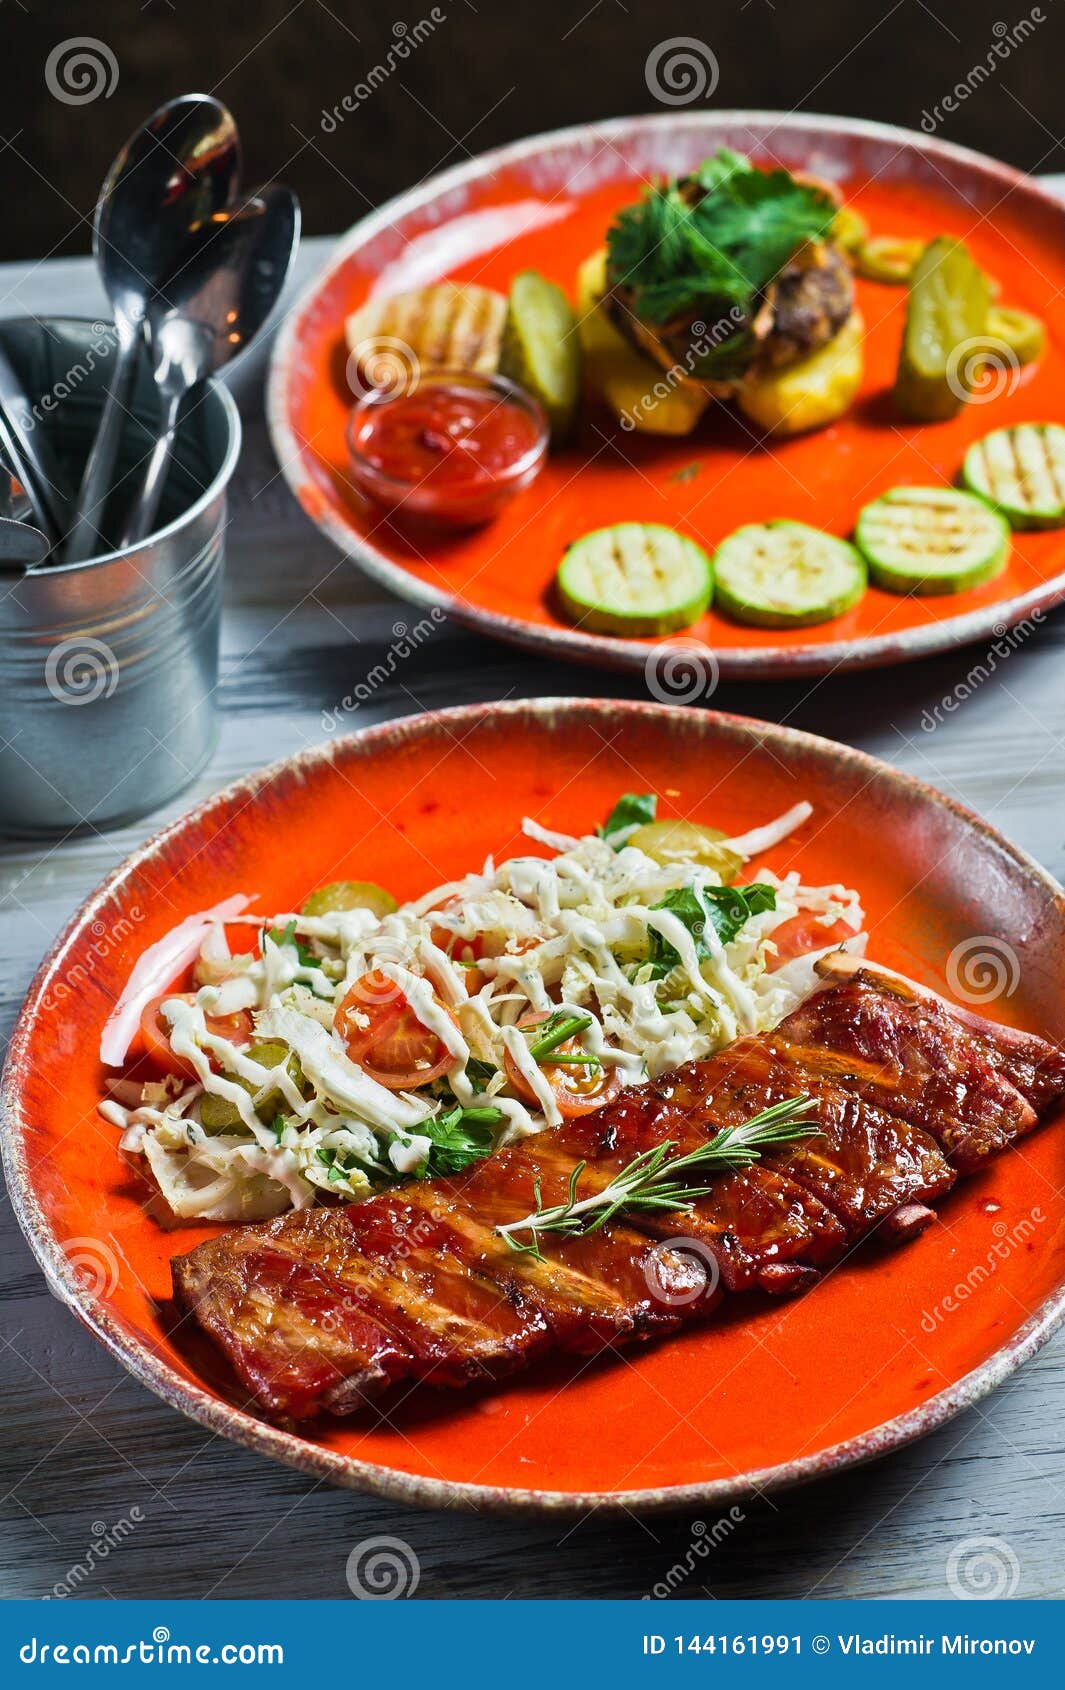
[[315, 1145, 357, 1185], [265, 919, 319, 971], [646, 883, 776, 980], [669, 461, 702, 484], [606, 150, 836, 379], [598, 792, 657, 847], [465, 1056, 499, 1089], [406, 1104, 504, 1180]]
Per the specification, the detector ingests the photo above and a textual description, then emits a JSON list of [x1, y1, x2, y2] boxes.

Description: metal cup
[[0, 317, 241, 837]]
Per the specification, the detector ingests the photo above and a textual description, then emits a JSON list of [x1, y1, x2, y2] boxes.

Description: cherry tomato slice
[[503, 1010, 622, 1119], [336, 972, 460, 1090], [429, 922, 487, 966], [767, 913, 857, 971], [139, 992, 254, 1078]]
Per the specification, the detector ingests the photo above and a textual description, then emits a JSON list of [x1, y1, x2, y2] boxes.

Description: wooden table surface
[[2, 231, 1064, 1604]]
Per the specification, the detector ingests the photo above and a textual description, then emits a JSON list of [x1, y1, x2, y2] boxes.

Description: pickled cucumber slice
[[500, 270, 580, 441], [855, 487, 1009, 593], [556, 523, 712, 636], [199, 1041, 302, 1133], [711, 522, 866, 628], [198, 1092, 242, 1133], [627, 819, 742, 884], [894, 237, 991, 421], [832, 205, 869, 255], [300, 881, 397, 919], [853, 236, 925, 284], [986, 305, 1046, 367], [963, 423, 1065, 530]]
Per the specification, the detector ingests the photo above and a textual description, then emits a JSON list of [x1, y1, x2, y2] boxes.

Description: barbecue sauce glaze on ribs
[[173, 970, 1065, 1421]]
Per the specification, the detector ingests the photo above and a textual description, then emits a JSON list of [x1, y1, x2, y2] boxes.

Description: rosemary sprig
[[496, 1095, 817, 1259]]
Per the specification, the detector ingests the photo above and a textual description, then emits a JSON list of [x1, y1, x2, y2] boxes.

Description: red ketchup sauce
[[347, 373, 547, 528]]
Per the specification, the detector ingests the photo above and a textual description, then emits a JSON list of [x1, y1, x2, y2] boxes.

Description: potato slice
[[575, 249, 709, 437], [738, 310, 864, 436], [344, 282, 507, 390]]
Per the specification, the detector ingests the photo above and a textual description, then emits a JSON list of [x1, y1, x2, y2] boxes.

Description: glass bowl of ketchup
[[345, 368, 549, 529]]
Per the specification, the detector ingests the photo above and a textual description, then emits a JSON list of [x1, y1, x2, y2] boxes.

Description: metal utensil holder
[[0, 317, 241, 837]]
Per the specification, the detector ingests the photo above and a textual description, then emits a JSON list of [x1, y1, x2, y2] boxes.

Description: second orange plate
[[269, 110, 1065, 679], [4, 700, 1065, 1512]]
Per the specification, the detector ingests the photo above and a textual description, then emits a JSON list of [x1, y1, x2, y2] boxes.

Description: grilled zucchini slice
[[712, 521, 866, 628], [856, 486, 1009, 593], [556, 523, 712, 635], [963, 423, 1065, 530], [500, 270, 581, 441], [737, 311, 864, 437], [344, 283, 506, 388]]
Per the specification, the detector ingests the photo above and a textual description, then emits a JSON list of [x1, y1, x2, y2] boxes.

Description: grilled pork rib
[[772, 969, 1057, 1170], [173, 972, 1065, 1421]]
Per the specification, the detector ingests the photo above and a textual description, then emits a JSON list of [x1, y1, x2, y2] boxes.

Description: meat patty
[[607, 236, 854, 393], [759, 240, 855, 369]]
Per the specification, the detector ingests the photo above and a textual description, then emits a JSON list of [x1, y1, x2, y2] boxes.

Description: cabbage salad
[[99, 793, 865, 1224]]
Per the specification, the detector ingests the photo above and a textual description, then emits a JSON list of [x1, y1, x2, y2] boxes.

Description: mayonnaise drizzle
[[108, 800, 862, 1222]]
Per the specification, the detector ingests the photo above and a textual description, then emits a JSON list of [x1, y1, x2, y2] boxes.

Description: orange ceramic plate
[[4, 700, 1065, 1514], [268, 111, 1065, 680]]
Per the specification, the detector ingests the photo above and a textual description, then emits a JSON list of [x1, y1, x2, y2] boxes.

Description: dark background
[[2, 0, 1063, 262]]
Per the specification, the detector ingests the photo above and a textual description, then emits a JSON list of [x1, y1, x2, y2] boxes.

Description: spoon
[[0, 343, 74, 541], [122, 185, 300, 547], [0, 514, 50, 573], [64, 93, 241, 564]]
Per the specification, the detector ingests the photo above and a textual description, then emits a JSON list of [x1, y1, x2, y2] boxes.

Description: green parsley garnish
[[405, 1103, 505, 1180], [598, 792, 657, 848], [606, 149, 836, 380], [265, 919, 319, 971], [669, 461, 702, 484], [647, 882, 776, 980], [465, 1056, 499, 1089]]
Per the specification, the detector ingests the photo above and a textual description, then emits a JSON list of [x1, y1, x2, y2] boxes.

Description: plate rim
[[4, 695, 1065, 1516], [266, 107, 1065, 682]]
